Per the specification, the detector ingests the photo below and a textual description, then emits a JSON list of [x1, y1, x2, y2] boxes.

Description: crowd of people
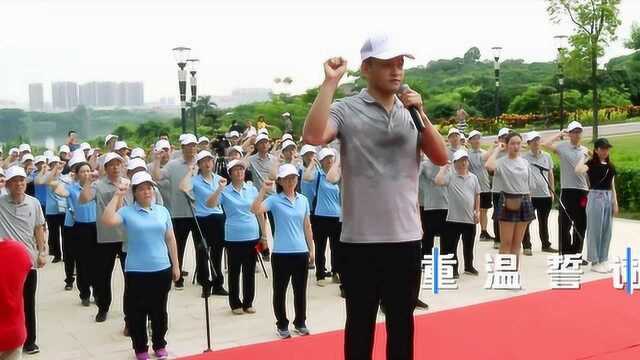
[[0, 35, 620, 360]]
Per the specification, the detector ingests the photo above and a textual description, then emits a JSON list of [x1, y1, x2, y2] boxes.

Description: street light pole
[[172, 47, 192, 134], [554, 35, 568, 130], [188, 58, 200, 137], [492, 46, 503, 122]]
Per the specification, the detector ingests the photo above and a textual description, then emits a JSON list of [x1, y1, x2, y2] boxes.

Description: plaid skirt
[[493, 193, 536, 223]]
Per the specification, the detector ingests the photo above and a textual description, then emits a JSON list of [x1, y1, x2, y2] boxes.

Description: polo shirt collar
[[230, 182, 247, 194], [358, 89, 402, 109], [134, 202, 154, 213], [278, 191, 299, 204]]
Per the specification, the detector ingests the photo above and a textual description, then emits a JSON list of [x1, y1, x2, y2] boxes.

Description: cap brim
[[367, 50, 415, 61]]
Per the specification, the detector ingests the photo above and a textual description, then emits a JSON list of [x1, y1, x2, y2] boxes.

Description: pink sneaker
[[154, 348, 169, 359], [135, 352, 150, 360]]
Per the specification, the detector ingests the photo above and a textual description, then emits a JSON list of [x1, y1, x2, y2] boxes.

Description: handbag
[[502, 193, 524, 212]]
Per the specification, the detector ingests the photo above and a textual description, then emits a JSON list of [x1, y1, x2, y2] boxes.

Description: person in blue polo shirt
[[252, 163, 315, 339], [209, 159, 265, 315], [101, 171, 180, 360], [179, 150, 227, 297], [303, 147, 342, 288]]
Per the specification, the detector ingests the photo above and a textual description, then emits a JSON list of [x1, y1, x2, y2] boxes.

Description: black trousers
[[492, 192, 501, 243], [558, 189, 588, 255], [46, 214, 65, 259], [75, 222, 97, 300], [523, 197, 553, 250], [124, 268, 172, 354], [420, 209, 448, 256], [442, 222, 476, 273], [226, 240, 258, 310], [311, 215, 342, 281], [195, 214, 225, 289], [171, 217, 196, 283], [63, 225, 77, 285], [342, 240, 421, 360], [271, 253, 309, 329], [94, 242, 126, 313], [23, 270, 37, 347]]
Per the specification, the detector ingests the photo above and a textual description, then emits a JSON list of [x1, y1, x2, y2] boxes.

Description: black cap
[[594, 138, 612, 149]]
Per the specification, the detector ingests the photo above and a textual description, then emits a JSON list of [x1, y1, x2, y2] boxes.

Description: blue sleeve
[[117, 206, 128, 226], [263, 194, 276, 212], [218, 188, 227, 207], [303, 195, 310, 216]]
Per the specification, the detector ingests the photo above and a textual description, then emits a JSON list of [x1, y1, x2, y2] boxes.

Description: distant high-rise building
[[79, 82, 98, 107], [97, 81, 118, 107], [78, 81, 144, 108], [28, 83, 44, 111], [51, 82, 79, 110]]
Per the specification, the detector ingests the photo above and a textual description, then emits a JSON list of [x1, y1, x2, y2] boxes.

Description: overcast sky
[[2, 0, 639, 104]]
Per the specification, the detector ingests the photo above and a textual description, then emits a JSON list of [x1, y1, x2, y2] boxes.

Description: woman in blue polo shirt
[[209, 159, 264, 314], [179, 150, 226, 297], [252, 163, 315, 339], [101, 171, 180, 360], [304, 148, 342, 287], [52, 161, 96, 306]]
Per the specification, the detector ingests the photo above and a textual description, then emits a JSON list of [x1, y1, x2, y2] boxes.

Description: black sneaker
[[181, 270, 189, 277], [52, 257, 62, 263], [479, 232, 490, 242], [174, 279, 185, 290], [23, 344, 40, 355], [212, 287, 229, 296], [81, 298, 91, 307], [464, 267, 479, 276], [64, 283, 73, 291], [95, 311, 107, 323], [340, 287, 346, 299], [453, 272, 460, 279], [542, 246, 558, 253], [201, 286, 211, 298], [415, 298, 429, 310]]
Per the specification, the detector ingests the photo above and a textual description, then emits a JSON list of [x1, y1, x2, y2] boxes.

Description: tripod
[[536, 166, 585, 258]]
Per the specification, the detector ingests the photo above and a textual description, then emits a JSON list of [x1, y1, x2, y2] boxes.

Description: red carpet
[[180, 279, 640, 360]]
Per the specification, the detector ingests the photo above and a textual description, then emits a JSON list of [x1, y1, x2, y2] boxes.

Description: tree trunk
[[591, 43, 599, 141]]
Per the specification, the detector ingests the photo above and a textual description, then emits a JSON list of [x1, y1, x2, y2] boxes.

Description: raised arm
[[206, 177, 227, 208], [252, 180, 273, 215], [485, 143, 505, 172], [101, 181, 127, 227], [541, 131, 565, 154], [79, 179, 96, 204], [302, 57, 345, 145], [302, 159, 319, 182], [325, 156, 342, 184], [434, 163, 450, 186]]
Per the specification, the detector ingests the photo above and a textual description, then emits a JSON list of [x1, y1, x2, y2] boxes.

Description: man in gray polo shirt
[[79, 152, 126, 323], [152, 133, 199, 289], [302, 34, 447, 360], [543, 121, 589, 258], [247, 133, 275, 260], [0, 166, 46, 355]]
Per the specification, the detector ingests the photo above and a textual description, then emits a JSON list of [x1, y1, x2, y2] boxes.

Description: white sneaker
[[600, 261, 612, 273], [592, 263, 608, 273]]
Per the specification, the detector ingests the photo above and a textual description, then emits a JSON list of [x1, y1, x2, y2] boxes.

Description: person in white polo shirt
[[435, 149, 481, 277], [523, 131, 557, 255], [446, 127, 463, 161], [542, 121, 589, 259], [467, 130, 495, 242], [490, 127, 511, 249], [0, 166, 47, 355], [302, 34, 448, 359]]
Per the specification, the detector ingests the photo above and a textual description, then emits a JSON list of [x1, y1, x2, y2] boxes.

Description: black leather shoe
[[81, 298, 90, 307], [95, 311, 107, 323]]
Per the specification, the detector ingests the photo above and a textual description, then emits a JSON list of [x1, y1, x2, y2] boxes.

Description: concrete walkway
[[27, 211, 640, 359]]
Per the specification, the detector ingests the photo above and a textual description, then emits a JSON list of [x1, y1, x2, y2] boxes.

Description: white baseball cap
[[277, 163, 299, 179], [360, 34, 415, 62], [154, 139, 171, 152], [34, 155, 46, 165], [468, 130, 482, 139], [80, 142, 91, 151], [127, 157, 148, 171], [526, 131, 541, 143], [104, 134, 118, 144], [180, 134, 198, 145], [59, 145, 70, 154], [5, 166, 27, 181], [300, 144, 316, 156], [228, 131, 240, 138], [198, 136, 210, 144], [48, 155, 61, 164], [130, 148, 146, 159], [68, 150, 87, 169], [258, 128, 269, 136], [9, 148, 19, 156], [114, 141, 130, 151], [255, 133, 269, 144], [131, 171, 156, 187], [498, 128, 511, 138], [229, 145, 244, 156], [43, 150, 54, 158], [281, 112, 291, 117], [448, 127, 461, 137], [281, 139, 296, 150], [452, 149, 469, 162], [281, 133, 293, 142], [20, 154, 34, 163], [226, 159, 246, 172], [196, 150, 215, 163], [103, 152, 124, 166], [19, 144, 32, 153], [318, 147, 336, 161], [566, 121, 583, 132]]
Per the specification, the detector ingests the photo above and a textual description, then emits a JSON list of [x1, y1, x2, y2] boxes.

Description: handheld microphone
[[531, 163, 549, 172], [398, 84, 426, 132]]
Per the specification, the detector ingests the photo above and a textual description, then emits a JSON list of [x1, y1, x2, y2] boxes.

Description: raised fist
[[324, 57, 348, 83]]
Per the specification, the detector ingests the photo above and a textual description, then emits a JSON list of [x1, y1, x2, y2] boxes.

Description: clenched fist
[[324, 57, 348, 83]]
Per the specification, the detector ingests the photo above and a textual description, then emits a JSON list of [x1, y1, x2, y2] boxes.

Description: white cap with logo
[[277, 163, 299, 179], [448, 127, 461, 137], [453, 149, 469, 162], [228, 131, 240, 138], [154, 139, 171, 152], [498, 128, 511, 138], [300, 144, 316, 156], [19, 144, 32, 153], [318, 148, 336, 161], [566, 121, 583, 132], [226, 159, 246, 172], [255, 133, 269, 144], [21, 154, 35, 163], [127, 158, 148, 171], [196, 150, 215, 163], [281, 133, 293, 142], [130, 148, 146, 159], [5, 166, 27, 181], [34, 155, 47, 165], [526, 131, 541, 143], [281, 140, 296, 150], [103, 152, 124, 166], [131, 171, 156, 186], [180, 134, 198, 145], [468, 130, 482, 139], [198, 136, 210, 144], [59, 145, 71, 154], [114, 141, 129, 151]]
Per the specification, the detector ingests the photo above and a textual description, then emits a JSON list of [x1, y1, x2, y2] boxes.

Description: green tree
[[625, 22, 640, 50], [547, 0, 622, 140], [463, 47, 481, 64]]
